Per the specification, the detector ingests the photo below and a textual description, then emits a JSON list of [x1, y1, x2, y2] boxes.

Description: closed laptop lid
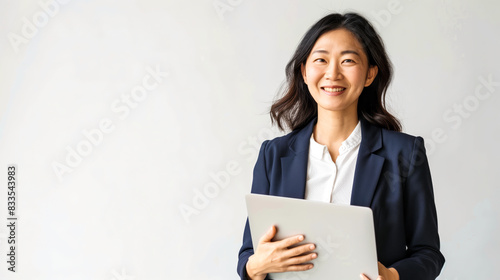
[[245, 193, 378, 280]]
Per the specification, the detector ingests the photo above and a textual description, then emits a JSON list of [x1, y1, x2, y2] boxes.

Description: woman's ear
[[301, 63, 307, 85], [364, 65, 378, 87]]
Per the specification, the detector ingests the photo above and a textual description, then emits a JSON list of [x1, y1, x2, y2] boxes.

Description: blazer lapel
[[350, 120, 385, 207], [277, 118, 385, 206], [279, 119, 316, 199]]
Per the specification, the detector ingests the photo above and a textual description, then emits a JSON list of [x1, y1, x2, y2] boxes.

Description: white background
[[0, 0, 499, 279]]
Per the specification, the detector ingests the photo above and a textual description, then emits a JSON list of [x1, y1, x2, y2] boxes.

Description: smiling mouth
[[322, 87, 346, 93]]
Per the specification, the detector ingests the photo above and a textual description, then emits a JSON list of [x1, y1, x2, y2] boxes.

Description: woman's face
[[301, 28, 378, 116]]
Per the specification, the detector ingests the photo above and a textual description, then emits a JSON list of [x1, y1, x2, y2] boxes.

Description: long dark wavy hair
[[270, 12, 401, 132]]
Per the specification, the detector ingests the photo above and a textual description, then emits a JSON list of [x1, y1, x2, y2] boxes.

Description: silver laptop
[[246, 194, 378, 280]]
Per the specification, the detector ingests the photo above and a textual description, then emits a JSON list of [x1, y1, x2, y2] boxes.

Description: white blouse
[[304, 122, 362, 205]]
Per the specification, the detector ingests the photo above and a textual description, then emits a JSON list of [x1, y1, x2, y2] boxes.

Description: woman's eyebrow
[[341, 50, 361, 56], [311, 49, 361, 56], [311, 49, 329, 55]]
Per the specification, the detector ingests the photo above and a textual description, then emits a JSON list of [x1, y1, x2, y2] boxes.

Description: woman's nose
[[325, 63, 342, 80]]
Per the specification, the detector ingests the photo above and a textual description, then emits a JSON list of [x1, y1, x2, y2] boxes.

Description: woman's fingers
[[360, 273, 384, 280], [281, 243, 316, 259], [282, 262, 314, 272], [360, 273, 370, 280], [277, 233, 305, 249], [258, 226, 307, 247], [270, 245, 317, 263], [360, 274, 384, 280], [253, 227, 318, 275], [259, 225, 277, 243], [271, 254, 316, 273], [285, 252, 317, 266], [259, 226, 313, 254]]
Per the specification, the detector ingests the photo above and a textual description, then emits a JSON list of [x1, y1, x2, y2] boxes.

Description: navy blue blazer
[[238, 118, 445, 280]]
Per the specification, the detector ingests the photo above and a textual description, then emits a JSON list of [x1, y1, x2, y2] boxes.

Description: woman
[[237, 12, 445, 280]]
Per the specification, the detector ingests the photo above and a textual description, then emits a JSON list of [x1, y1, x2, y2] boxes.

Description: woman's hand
[[360, 262, 399, 280], [246, 225, 317, 280]]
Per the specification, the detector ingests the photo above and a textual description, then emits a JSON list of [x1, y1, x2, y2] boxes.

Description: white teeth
[[323, 87, 345, 92]]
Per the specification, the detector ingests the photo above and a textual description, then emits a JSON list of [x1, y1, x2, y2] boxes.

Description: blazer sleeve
[[237, 140, 271, 280], [390, 137, 445, 279]]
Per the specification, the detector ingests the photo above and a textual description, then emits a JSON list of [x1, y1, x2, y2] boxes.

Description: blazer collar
[[279, 119, 316, 199], [282, 117, 385, 207], [288, 118, 317, 155], [359, 118, 383, 152], [351, 118, 385, 207], [287, 117, 382, 155]]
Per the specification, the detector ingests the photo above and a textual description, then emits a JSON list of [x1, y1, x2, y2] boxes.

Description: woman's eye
[[314, 58, 326, 63], [343, 59, 355, 63]]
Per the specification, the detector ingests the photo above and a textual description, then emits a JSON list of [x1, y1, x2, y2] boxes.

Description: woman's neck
[[314, 109, 359, 144], [313, 109, 359, 162]]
